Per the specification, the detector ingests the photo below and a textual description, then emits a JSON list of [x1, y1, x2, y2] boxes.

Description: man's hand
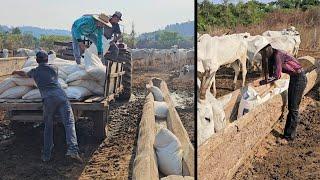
[[79, 42, 86, 51], [109, 40, 116, 45], [251, 80, 261, 87], [98, 52, 104, 61]]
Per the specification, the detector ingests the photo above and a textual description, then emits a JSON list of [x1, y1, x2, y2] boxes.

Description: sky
[[0, 0, 194, 34]]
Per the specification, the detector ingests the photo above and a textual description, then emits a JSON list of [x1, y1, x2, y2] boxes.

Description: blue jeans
[[71, 28, 98, 64], [284, 71, 307, 139], [42, 94, 79, 160]]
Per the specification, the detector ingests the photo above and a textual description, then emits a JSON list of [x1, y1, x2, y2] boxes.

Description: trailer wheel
[[92, 110, 108, 142], [119, 50, 132, 102]]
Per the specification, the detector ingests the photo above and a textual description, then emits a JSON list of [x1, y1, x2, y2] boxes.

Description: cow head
[[197, 71, 232, 146]]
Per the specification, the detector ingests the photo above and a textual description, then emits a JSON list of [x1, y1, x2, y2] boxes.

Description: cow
[[197, 71, 232, 146], [197, 33, 248, 97], [16, 48, 36, 57], [0, 49, 9, 58], [131, 48, 152, 69], [262, 27, 301, 56]]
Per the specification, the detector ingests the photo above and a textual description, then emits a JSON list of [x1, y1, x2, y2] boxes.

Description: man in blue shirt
[[71, 13, 110, 64], [12, 51, 82, 163], [104, 11, 123, 60]]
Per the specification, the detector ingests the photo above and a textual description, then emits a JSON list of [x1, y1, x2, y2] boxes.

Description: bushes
[[197, 0, 320, 32]]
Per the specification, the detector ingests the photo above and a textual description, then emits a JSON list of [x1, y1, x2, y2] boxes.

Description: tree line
[[0, 27, 71, 52], [0, 22, 194, 53], [198, 0, 320, 31]]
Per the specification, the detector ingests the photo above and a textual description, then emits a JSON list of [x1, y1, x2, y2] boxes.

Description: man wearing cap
[[71, 13, 110, 64], [104, 11, 123, 60], [12, 50, 82, 163]]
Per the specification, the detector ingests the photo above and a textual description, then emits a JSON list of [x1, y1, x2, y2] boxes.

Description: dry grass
[[205, 7, 320, 51]]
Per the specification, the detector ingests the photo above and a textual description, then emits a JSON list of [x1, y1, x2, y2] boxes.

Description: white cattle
[[16, 48, 36, 57], [131, 49, 152, 69], [186, 49, 194, 65], [198, 33, 248, 97], [245, 35, 272, 71], [197, 73, 232, 146], [266, 35, 299, 56], [172, 48, 188, 68], [262, 27, 301, 56], [1, 49, 9, 58]]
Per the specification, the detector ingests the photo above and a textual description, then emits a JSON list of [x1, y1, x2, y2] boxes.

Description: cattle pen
[[198, 57, 320, 179], [132, 78, 194, 180]]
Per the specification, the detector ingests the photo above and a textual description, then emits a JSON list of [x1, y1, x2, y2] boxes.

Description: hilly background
[[0, 20, 194, 39]]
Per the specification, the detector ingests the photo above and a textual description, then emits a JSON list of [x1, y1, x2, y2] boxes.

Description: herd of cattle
[[0, 47, 195, 74], [197, 26, 302, 145], [132, 47, 194, 70]]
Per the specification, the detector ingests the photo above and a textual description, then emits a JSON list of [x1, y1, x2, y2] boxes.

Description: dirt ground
[[0, 65, 194, 179], [233, 84, 320, 179], [215, 67, 261, 97]]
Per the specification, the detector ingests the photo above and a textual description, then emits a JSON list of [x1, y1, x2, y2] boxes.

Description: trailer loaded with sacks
[[0, 39, 132, 141]]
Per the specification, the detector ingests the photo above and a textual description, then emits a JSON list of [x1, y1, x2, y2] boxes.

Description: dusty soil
[[215, 67, 261, 98], [0, 65, 194, 179], [233, 84, 320, 180]]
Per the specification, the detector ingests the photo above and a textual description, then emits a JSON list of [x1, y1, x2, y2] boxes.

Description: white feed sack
[[65, 86, 92, 100], [154, 128, 183, 176], [58, 70, 68, 80], [59, 64, 84, 76], [22, 89, 41, 100], [0, 78, 16, 94], [154, 101, 169, 119], [146, 84, 164, 101], [84, 49, 105, 68], [86, 66, 106, 85], [66, 70, 91, 83], [58, 78, 68, 89], [85, 36, 110, 56], [69, 80, 103, 95], [237, 86, 271, 119], [0, 86, 33, 99]]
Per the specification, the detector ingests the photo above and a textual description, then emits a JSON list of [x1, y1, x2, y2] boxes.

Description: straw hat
[[93, 13, 112, 27]]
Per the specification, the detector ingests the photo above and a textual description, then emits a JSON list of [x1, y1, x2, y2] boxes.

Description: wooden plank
[[132, 93, 159, 180], [0, 100, 109, 111], [11, 115, 43, 121], [84, 96, 103, 103], [159, 79, 195, 177], [109, 71, 125, 78], [198, 62, 320, 180]]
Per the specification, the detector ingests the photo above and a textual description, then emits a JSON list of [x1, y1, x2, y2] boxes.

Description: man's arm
[[12, 70, 28, 77]]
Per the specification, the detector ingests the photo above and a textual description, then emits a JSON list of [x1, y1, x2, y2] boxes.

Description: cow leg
[[240, 56, 247, 87], [231, 62, 240, 90]]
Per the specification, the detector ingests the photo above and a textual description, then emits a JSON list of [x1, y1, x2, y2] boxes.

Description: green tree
[[12, 27, 21, 34]]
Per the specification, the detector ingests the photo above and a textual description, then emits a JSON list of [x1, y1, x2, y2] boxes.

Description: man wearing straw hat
[[104, 11, 123, 60], [71, 13, 111, 64]]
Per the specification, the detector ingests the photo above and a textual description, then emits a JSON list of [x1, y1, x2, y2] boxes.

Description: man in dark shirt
[[258, 45, 307, 141], [12, 51, 82, 163], [104, 11, 123, 60]]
